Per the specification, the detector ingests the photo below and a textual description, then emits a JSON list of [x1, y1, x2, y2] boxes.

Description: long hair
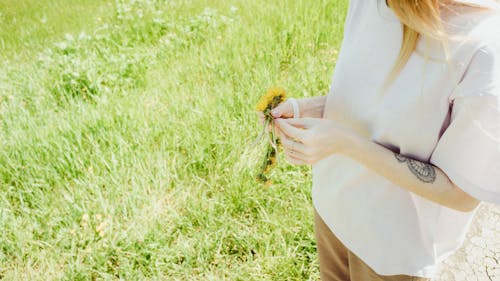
[[385, 0, 496, 86]]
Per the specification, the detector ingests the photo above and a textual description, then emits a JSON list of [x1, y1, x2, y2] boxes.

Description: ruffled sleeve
[[430, 41, 500, 204]]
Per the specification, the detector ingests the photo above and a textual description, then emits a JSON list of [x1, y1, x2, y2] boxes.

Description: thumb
[[283, 118, 318, 129], [271, 100, 293, 118]]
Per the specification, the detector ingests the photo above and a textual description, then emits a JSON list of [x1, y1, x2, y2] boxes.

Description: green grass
[[0, 0, 347, 279], [0, 0, 113, 61]]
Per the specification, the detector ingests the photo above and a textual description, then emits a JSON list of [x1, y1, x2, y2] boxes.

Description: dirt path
[[436, 204, 500, 281]]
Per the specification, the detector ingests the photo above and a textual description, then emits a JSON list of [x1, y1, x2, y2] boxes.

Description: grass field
[[0, 0, 347, 279]]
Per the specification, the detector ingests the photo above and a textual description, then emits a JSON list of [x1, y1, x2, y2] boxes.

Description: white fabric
[[313, 0, 500, 278]]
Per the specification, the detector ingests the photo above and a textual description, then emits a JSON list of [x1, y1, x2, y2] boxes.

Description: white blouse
[[312, 0, 500, 278]]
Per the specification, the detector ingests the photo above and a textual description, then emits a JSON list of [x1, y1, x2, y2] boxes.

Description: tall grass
[[0, 0, 347, 279]]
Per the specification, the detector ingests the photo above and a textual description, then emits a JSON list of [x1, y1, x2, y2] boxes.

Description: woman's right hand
[[257, 95, 327, 131], [269, 99, 297, 119], [257, 99, 298, 133], [257, 99, 297, 123]]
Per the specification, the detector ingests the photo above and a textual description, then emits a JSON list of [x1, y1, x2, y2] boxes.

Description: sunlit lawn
[[0, 0, 347, 279]]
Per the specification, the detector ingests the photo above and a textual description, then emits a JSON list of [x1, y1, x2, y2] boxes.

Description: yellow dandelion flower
[[264, 164, 271, 173], [255, 87, 287, 185], [269, 155, 276, 166], [255, 87, 287, 112]]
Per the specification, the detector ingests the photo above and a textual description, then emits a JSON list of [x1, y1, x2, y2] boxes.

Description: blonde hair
[[385, 0, 494, 87]]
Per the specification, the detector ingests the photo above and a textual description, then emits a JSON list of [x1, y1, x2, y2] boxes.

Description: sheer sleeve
[[430, 42, 500, 204]]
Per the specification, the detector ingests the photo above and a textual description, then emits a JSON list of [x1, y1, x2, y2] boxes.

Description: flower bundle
[[255, 87, 287, 185]]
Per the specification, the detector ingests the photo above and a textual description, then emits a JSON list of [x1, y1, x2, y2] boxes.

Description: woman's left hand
[[275, 118, 355, 165]]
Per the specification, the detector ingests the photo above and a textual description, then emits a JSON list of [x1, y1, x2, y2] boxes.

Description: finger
[[280, 133, 308, 155], [275, 119, 308, 143], [281, 118, 320, 129], [284, 153, 308, 166], [271, 100, 294, 119], [284, 148, 309, 163], [272, 124, 282, 136]]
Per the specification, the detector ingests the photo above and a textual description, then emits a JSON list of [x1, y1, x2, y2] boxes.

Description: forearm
[[298, 96, 327, 118], [344, 134, 480, 212]]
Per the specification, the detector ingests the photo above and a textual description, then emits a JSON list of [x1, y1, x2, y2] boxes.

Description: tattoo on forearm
[[394, 153, 436, 183]]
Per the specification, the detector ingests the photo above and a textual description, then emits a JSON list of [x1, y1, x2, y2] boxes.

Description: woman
[[267, 0, 500, 280]]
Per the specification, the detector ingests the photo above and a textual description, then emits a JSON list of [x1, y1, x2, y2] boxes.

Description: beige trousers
[[314, 210, 431, 281]]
